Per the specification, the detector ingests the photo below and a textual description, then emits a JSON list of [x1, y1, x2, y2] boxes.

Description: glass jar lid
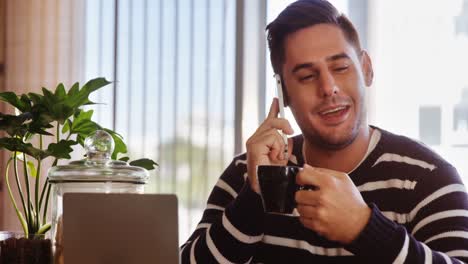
[[47, 130, 149, 184]]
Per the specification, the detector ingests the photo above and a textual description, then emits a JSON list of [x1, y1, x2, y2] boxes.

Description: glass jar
[[47, 130, 149, 263]]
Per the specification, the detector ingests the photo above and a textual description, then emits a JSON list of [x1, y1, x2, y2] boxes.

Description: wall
[[0, 0, 85, 231], [0, 0, 5, 231]]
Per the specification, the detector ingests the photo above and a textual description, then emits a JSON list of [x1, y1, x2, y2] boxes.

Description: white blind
[[83, 0, 236, 242]]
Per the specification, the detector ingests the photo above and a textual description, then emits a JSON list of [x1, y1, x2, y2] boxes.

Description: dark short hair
[[266, 0, 362, 74]]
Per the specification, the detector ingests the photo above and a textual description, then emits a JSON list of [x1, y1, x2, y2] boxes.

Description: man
[[180, 0, 468, 263]]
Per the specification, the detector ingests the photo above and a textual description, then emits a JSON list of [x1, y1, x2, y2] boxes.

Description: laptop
[[63, 193, 179, 264]]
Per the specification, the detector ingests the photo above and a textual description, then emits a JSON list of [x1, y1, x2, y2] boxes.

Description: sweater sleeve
[[180, 155, 265, 263], [347, 164, 468, 263]]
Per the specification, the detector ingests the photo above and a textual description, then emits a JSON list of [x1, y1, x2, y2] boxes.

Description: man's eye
[[299, 74, 317, 81], [334, 66, 349, 73]]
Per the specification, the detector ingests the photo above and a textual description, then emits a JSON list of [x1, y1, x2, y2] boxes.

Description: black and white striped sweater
[[181, 127, 468, 263]]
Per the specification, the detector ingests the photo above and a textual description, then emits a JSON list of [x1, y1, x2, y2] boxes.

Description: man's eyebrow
[[292, 63, 315, 74], [291, 53, 351, 74], [326, 52, 350, 62]]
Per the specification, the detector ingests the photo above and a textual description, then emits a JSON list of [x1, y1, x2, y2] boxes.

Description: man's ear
[[360, 50, 374, 86]]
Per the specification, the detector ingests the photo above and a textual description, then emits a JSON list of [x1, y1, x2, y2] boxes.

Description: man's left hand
[[295, 164, 371, 244]]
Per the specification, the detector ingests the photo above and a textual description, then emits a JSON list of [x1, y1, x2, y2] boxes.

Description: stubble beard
[[302, 104, 366, 151]]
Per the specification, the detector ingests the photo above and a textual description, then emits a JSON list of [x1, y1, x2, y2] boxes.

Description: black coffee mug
[[257, 165, 301, 214]]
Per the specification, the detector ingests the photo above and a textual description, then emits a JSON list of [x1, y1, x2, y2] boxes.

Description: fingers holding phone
[[246, 98, 294, 194]]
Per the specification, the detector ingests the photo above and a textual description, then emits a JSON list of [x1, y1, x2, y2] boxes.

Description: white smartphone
[[275, 74, 289, 158]]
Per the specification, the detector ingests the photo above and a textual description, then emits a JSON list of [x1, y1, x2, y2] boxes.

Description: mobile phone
[[275, 74, 289, 158]]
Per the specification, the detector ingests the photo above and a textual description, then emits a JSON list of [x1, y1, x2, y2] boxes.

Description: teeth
[[321, 106, 346, 115]]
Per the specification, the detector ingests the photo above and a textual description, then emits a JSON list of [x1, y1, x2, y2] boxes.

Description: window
[[83, 0, 236, 244], [369, 0, 468, 183]]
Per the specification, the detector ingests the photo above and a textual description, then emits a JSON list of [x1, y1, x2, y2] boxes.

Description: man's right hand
[[246, 98, 294, 194]]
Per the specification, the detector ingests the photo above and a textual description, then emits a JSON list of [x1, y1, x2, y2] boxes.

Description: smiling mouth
[[318, 105, 349, 116], [315, 105, 351, 125]]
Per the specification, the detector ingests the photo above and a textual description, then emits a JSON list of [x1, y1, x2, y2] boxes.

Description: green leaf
[[0, 112, 33, 137], [66, 77, 111, 109], [0, 138, 46, 160], [41, 87, 55, 103], [119, 157, 130, 162], [30, 79, 111, 125], [70, 109, 95, 129], [19, 95, 32, 111], [83, 100, 100, 106], [14, 153, 40, 175], [46, 140, 77, 159], [68, 110, 101, 142], [53, 105, 74, 124], [27, 92, 43, 105], [68, 82, 80, 97], [129, 158, 158, 171], [37, 223, 51, 235], [48, 84, 69, 121], [0, 92, 30, 112], [27, 126, 53, 136], [62, 119, 72, 134], [39, 86, 72, 124], [75, 109, 94, 121], [29, 105, 55, 130], [73, 119, 101, 136], [76, 134, 85, 146], [111, 135, 127, 159], [54, 83, 66, 100], [102, 128, 127, 159], [27, 105, 54, 136], [26, 161, 37, 178], [24, 132, 34, 142]]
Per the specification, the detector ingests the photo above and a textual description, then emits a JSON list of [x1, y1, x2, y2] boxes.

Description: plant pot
[[0, 231, 52, 264]]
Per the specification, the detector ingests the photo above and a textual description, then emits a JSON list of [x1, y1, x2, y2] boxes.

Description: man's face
[[282, 24, 373, 150]]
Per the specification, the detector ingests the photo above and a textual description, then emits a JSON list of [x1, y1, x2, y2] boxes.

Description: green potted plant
[[0, 78, 157, 263]]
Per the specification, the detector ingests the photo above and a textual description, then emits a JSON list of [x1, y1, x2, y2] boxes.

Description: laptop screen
[[63, 193, 179, 264]]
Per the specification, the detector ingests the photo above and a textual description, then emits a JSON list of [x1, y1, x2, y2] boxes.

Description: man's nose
[[318, 70, 338, 97]]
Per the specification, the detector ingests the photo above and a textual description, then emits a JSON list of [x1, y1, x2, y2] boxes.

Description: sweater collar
[[288, 126, 382, 174]]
